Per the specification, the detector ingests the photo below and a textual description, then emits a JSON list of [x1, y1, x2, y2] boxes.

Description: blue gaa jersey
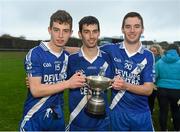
[[100, 42, 155, 113], [67, 48, 114, 130], [21, 42, 69, 123]]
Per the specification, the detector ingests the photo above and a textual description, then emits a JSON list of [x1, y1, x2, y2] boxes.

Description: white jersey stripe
[[20, 96, 50, 131], [61, 54, 68, 73], [65, 96, 87, 131]]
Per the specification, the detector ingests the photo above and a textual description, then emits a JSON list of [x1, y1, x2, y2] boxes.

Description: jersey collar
[[40, 41, 49, 51], [119, 41, 145, 55], [78, 46, 102, 63], [78, 46, 102, 57], [39, 41, 63, 58]]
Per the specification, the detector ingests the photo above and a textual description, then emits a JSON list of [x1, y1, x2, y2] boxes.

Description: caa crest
[[43, 63, 52, 68]]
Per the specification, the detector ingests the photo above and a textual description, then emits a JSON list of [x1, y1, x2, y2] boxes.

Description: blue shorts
[[110, 110, 154, 131], [69, 116, 110, 131], [19, 106, 65, 131]]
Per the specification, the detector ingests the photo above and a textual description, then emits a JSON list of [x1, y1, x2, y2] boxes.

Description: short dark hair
[[49, 10, 72, 30], [167, 44, 180, 55], [122, 12, 144, 29], [79, 16, 100, 32]]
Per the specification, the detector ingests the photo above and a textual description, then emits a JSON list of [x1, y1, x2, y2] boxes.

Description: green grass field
[[0, 51, 173, 130]]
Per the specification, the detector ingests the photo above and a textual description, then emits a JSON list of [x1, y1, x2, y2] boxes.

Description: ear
[[78, 31, 82, 39], [141, 28, 144, 34], [48, 27, 51, 35], [70, 30, 73, 36], [121, 28, 125, 34], [97, 31, 100, 37]]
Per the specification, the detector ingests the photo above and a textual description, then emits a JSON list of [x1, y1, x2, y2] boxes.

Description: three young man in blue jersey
[[21, 10, 155, 131], [19, 10, 86, 131]]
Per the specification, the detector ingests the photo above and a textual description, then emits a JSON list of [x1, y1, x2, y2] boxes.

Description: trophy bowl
[[85, 75, 112, 116], [86, 75, 112, 91]]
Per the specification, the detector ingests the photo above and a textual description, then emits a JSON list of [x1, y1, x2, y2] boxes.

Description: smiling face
[[48, 21, 72, 48], [122, 17, 144, 45], [78, 24, 100, 48]]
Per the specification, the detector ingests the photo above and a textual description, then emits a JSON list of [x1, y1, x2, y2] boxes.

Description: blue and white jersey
[[100, 42, 155, 113], [23, 41, 69, 118], [67, 48, 114, 129]]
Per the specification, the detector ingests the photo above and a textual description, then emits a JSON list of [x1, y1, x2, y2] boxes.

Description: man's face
[[48, 21, 72, 47], [122, 17, 144, 45], [78, 24, 100, 48]]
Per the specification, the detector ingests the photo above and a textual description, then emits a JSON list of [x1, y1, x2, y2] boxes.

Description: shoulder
[[100, 42, 123, 54], [142, 47, 154, 59], [143, 47, 153, 55], [100, 42, 121, 48], [100, 50, 111, 59], [100, 50, 113, 64], [24, 46, 43, 66], [27, 41, 48, 55], [69, 50, 79, 57], [26, 46, 41, 58], [68, 51, 80, 61]]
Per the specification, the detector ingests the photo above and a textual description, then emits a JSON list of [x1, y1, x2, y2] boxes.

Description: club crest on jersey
[[136, 63, 145, 74]]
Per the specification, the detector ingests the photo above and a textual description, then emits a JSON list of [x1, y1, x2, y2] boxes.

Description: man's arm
[[64, 46, 80, 54], [112, 77, 153, 96], [29, 72, 85, 98]]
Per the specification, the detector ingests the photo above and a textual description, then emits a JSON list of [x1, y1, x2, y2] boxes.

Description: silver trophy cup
[[85, 75, 112, 116]]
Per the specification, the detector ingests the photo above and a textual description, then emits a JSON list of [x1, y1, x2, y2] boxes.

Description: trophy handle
[[83, 81, 90, 88], [106, 79, 114, 90]]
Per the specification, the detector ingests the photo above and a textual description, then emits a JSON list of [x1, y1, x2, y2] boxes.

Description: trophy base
[[84, 107, 106, 119]]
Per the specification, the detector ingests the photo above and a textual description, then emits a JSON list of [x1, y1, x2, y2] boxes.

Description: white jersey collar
[[122, 42, 144, 57], [40, 41, 63, 58], [79, 46, 101, 64]]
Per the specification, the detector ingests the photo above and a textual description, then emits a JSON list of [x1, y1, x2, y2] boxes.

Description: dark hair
[[167, 44, 180, 55], [49, 10, 72, 30], [122, 12, 144, 29], [79, 16, 100, 32]]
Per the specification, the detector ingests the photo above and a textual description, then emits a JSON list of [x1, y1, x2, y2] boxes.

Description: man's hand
[[66, 72, 86, 89], [112, 75, 126, 90], [153, 84, 157, 90]]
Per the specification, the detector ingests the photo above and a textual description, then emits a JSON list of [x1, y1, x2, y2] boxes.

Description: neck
[[124, 41, 141, 54], [48, 41, 63, 53], [82, 46, 98, 60]]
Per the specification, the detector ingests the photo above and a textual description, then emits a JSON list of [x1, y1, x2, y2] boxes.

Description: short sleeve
[[24, 48, 42, 77]]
